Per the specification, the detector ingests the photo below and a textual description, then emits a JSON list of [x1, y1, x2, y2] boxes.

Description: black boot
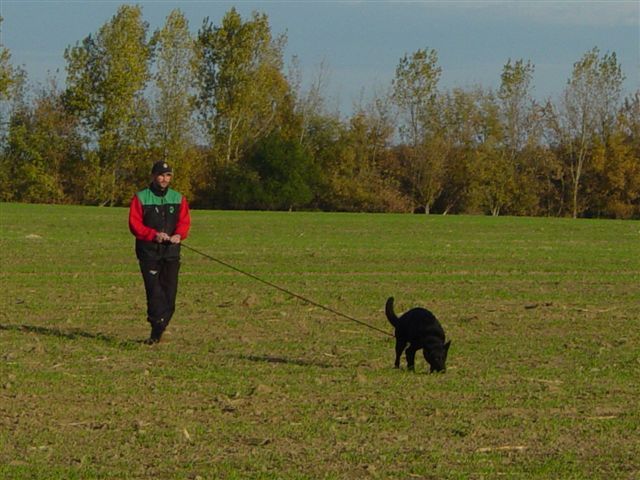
[[145, 318, 166, 345]]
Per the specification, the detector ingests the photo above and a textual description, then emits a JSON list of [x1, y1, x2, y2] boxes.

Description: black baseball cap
[[151, 161, 173, 175]]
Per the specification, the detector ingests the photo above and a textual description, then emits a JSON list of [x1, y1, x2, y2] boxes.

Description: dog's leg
[[394, 339, 406, 368], [405, 345, 418, 371], [424, 350, 437, 373]]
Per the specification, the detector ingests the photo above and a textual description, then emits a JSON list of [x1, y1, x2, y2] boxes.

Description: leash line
[[181, 243, 394, 338]]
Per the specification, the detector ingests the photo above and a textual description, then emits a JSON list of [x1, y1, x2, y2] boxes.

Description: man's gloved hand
[[155, 232, 171, 243]]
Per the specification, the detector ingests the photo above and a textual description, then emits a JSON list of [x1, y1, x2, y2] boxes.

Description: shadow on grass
[[0, 323, 141, 348], [235, 354, 334, 369]]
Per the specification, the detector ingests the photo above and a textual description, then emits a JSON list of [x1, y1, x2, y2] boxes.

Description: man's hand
[[169, 234, 182, 244], [155, 232, 171, 243]]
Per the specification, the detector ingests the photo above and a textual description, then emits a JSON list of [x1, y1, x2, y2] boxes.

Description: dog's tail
[[385, 296, 398, 327]]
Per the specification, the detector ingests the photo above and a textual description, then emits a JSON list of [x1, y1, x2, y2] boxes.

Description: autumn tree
[[0, 17, 19, 103], [2, 2, 637, 218], [0, 19, 29, 198], [548, 47, 625, 217], [491, 59, 541, 215], [64, 5, 151, 205], [1, 82, 83, 203], [150, 9, 197, 197], [392, 48, 443, 213], [194, 8, 291, 177], [298, 110, 346, 211], [619, 92, 640, 161], [0, 16, 27, 138], [498, 59, 536, 156], [433, 87, 483, 215], [289, 56, 333, 147], [584, 91, 640, 218], [617, 92, 640, 218], [329, 93, 408, 212]]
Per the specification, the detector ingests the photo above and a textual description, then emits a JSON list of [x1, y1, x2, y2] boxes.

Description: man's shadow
[[1, 325, 340, 365], [234, 354, 334, 369], [0, 323, 140, 347]]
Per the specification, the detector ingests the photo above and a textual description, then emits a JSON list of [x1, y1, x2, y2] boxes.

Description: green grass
[[1, 203, 639, 479]]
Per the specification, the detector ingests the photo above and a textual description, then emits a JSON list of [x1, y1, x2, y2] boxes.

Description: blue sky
[[1, 1, 638, 114]]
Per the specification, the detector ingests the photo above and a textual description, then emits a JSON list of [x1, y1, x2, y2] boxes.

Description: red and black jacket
[[129, 183, 191, 261]]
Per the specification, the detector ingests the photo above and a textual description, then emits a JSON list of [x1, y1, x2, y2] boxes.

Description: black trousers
[[139, 257, 181, 326]]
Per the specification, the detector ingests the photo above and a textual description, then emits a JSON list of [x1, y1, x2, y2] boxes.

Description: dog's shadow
[[0, 323, 139, 347]]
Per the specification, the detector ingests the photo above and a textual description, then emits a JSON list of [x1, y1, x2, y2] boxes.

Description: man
[[129, 161, 191, 344]]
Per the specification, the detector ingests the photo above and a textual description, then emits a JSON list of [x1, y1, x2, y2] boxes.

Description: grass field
[[1, 202, 639, 479]]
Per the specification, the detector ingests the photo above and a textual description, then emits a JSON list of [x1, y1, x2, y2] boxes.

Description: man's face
[[153, 173, 172, 190]]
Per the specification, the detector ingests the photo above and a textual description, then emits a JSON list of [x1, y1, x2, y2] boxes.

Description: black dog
[[385, 297, 451, 372]]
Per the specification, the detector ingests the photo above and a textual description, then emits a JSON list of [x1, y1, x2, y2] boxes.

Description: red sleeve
[[129, 195, 157, 242], [175, 196, 191, 240]]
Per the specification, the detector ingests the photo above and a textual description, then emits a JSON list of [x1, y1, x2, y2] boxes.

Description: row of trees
[[1, 7, 638, 218]]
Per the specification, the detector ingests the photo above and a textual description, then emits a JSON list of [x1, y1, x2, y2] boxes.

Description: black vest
[[135, 183, 183, 261]]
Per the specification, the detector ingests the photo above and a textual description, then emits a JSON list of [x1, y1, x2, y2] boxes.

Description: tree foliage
[[64, 4, 151, 205], [150, 9, 197, 198], [194, 9, 290, 168], [0, 17, 18, 102], [1, 84, 82, 203], [216, 132, 314, 210], [1, 8, 637, 219], [548, 47, 626, 217], [392, 48, 443, 212]]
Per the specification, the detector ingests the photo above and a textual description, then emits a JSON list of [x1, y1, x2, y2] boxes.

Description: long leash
[[181, 243, 394, 338]]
